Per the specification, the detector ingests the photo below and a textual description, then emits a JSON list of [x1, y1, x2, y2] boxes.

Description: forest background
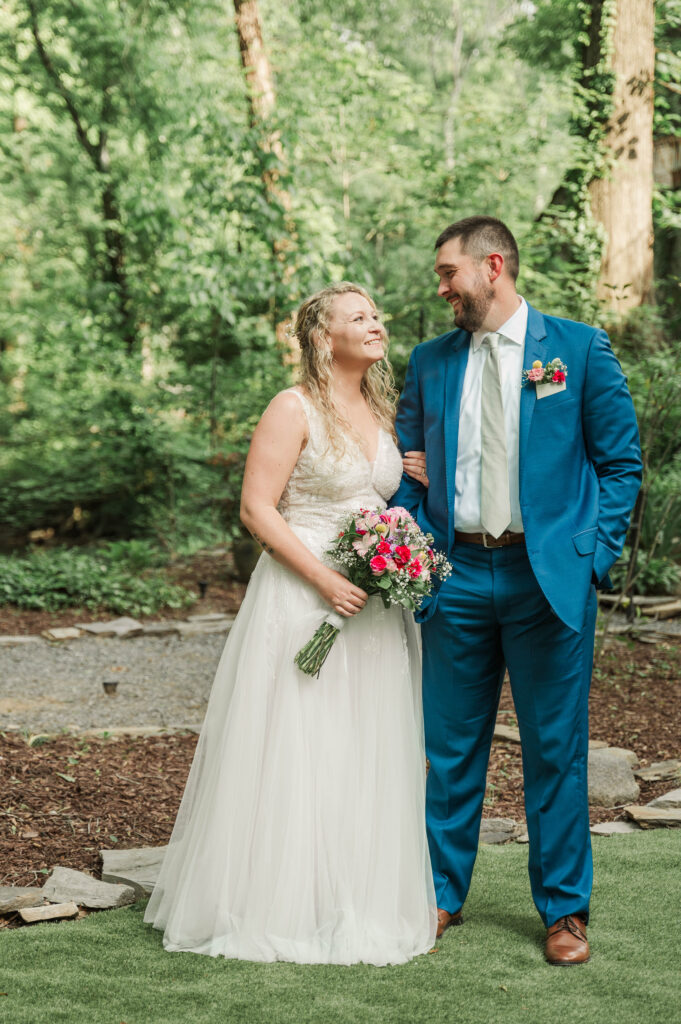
[[0, 0, 680, 616]]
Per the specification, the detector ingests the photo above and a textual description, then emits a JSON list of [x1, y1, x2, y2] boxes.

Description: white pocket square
[[536, 381, 567, 400]]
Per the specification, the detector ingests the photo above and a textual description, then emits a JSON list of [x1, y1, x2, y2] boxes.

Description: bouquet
[[294, 505, 451, 676]]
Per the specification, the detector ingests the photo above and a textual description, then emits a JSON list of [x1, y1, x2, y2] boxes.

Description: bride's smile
[[326, 292, 386, 366]]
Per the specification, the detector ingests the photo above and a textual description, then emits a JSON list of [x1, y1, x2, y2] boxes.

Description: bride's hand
[[403, 451, 429, 487], [315, 568, 368, 617]]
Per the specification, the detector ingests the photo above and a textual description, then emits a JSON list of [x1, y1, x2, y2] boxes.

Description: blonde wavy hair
[[292, 282, 398, 455]]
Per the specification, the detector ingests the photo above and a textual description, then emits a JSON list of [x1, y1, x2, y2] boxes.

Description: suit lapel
[[443, 330, 470, 549], [519, 304, 548, 479]]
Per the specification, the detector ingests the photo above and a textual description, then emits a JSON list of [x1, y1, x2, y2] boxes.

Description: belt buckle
[[482, 533, 492, 548]]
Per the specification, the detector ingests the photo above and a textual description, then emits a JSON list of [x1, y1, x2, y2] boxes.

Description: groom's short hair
[[434, 217, 519, 281]]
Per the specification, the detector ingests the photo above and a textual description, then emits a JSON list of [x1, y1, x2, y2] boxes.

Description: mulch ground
[[2, 637, 679, 899]]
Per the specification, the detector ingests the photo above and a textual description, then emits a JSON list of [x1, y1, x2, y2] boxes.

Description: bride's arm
[[240, 392, 367, 617]]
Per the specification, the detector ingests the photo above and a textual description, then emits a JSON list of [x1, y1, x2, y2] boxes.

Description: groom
[[393, 217, 641, 965]]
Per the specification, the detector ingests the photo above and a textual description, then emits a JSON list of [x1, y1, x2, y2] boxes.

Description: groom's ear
[[486, 252, 504, 282]]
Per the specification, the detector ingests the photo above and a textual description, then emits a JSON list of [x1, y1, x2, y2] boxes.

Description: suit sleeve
[[391, 348, 428, 520], [582, 329, 642, 583]]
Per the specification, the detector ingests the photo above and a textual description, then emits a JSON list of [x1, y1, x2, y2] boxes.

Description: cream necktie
[[480, 332, 511, 538]]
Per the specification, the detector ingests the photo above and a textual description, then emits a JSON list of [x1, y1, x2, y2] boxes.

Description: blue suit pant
[[421, 542, 597, 927]]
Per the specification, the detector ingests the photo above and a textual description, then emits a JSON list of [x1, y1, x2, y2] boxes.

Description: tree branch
[[26, 0, 100, 170]]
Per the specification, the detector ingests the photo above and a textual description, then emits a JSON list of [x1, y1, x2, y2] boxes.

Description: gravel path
[[1, 607, 678, 737], [0, 633, 228, 735]]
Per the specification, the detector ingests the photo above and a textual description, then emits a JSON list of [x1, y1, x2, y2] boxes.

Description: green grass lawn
[[1, 833, 679, 1024]]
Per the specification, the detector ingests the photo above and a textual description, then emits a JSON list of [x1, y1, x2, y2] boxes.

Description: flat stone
[[588, 740, 610, 749], [81, 725, 200, 740], [601, 747, 639, 767], [76, 617, 144, 639], [590, 820, 642, 835], [175, 620, 232, 637], [624, 805, 681, 828], [515, 831, 529, 844], [634, 760, 681, 783], [479, 818, 519, 844], [100, 845, 167, 896], [186, 613, 234, 623], [647, 787, 681, 809], [140, 622, 180, 637], [41, 627, 83, 642], [19, 901, 79, 923], [588, 749, 640, 806], [0, 886, 45, 914], [493, 723, 521, 743], [0, 635, 41, 645], [42, 866, 136, 909], [480, 831, 515, 845]]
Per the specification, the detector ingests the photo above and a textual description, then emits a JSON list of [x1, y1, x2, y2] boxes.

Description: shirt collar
[[471, 296, 528, 352]]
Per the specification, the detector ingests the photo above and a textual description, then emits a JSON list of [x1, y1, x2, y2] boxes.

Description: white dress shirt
[[454, 297, 527, 533]]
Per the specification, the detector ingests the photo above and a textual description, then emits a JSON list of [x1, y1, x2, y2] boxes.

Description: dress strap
[[283, 387, 323, 449], [284, 387, 318, 426]]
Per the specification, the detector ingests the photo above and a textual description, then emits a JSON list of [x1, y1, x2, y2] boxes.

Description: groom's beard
[[452, 276, 494, 333]]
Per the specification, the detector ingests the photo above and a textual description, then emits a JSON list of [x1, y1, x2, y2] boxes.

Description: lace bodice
[[277, 389, 403, 550]]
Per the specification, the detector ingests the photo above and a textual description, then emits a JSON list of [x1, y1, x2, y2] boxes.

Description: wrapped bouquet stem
[[294, 506, 451, 677], [293, 610, 346, 676]]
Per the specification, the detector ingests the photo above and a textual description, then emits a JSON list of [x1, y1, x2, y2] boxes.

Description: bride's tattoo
[[251, 531, 274, 554]]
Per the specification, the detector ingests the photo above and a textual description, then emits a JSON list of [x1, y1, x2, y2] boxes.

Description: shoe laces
[[553, 915, 586, 941]]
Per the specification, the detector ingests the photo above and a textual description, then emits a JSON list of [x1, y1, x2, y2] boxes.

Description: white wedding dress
[[145, 389, 437, 965]]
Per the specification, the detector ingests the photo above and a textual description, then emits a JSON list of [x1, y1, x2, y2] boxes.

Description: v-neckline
[[360, 427, 382, 467]]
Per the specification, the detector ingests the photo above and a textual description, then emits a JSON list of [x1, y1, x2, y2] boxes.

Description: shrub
[[0, 547, 194, 616]]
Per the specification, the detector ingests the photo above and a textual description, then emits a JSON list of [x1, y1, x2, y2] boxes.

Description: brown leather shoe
[[545, 914, 590, 965], [436, 907, 463, 938]]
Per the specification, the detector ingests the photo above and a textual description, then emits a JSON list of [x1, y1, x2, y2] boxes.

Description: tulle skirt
[[144, 541, 437, 966]]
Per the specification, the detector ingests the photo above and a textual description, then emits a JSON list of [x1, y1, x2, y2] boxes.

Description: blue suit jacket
[[392, 304, 642, 633]]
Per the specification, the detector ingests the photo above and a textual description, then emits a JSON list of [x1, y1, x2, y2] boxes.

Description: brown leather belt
[[454, 530, 525, 549]]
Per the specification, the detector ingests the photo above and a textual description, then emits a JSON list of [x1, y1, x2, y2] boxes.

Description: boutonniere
[[522, 358, 567, 387], [523, 358, 567, 399]]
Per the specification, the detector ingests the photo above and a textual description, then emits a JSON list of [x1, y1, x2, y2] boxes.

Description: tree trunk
[[27, 2, 137, 351], [587, 0, 655, 311], [232, 0, 295, 343], [443, 3, 465, 173], [232, 0, 276, 124]]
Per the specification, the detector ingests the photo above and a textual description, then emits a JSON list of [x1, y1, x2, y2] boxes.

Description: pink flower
[[552, 370, 566, 384], [395, 545, 411, 562], [407, 559, 423, 579], [376, 540, 391, 554], [387, 506, 411, 522], [370, 555, 388, 574], [352, 534, 374, 556], [384, 558, 398, 572], [527, 367, 544, 382]]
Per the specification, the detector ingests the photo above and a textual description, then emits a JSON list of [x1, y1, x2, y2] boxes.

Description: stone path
[[0, 616, 233, 735]]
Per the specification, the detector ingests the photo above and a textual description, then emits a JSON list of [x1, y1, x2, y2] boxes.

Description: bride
[[144, 282, 437, 965]]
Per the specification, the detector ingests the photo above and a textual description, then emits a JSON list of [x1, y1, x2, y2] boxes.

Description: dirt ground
[[1, 636, 679, 892]]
